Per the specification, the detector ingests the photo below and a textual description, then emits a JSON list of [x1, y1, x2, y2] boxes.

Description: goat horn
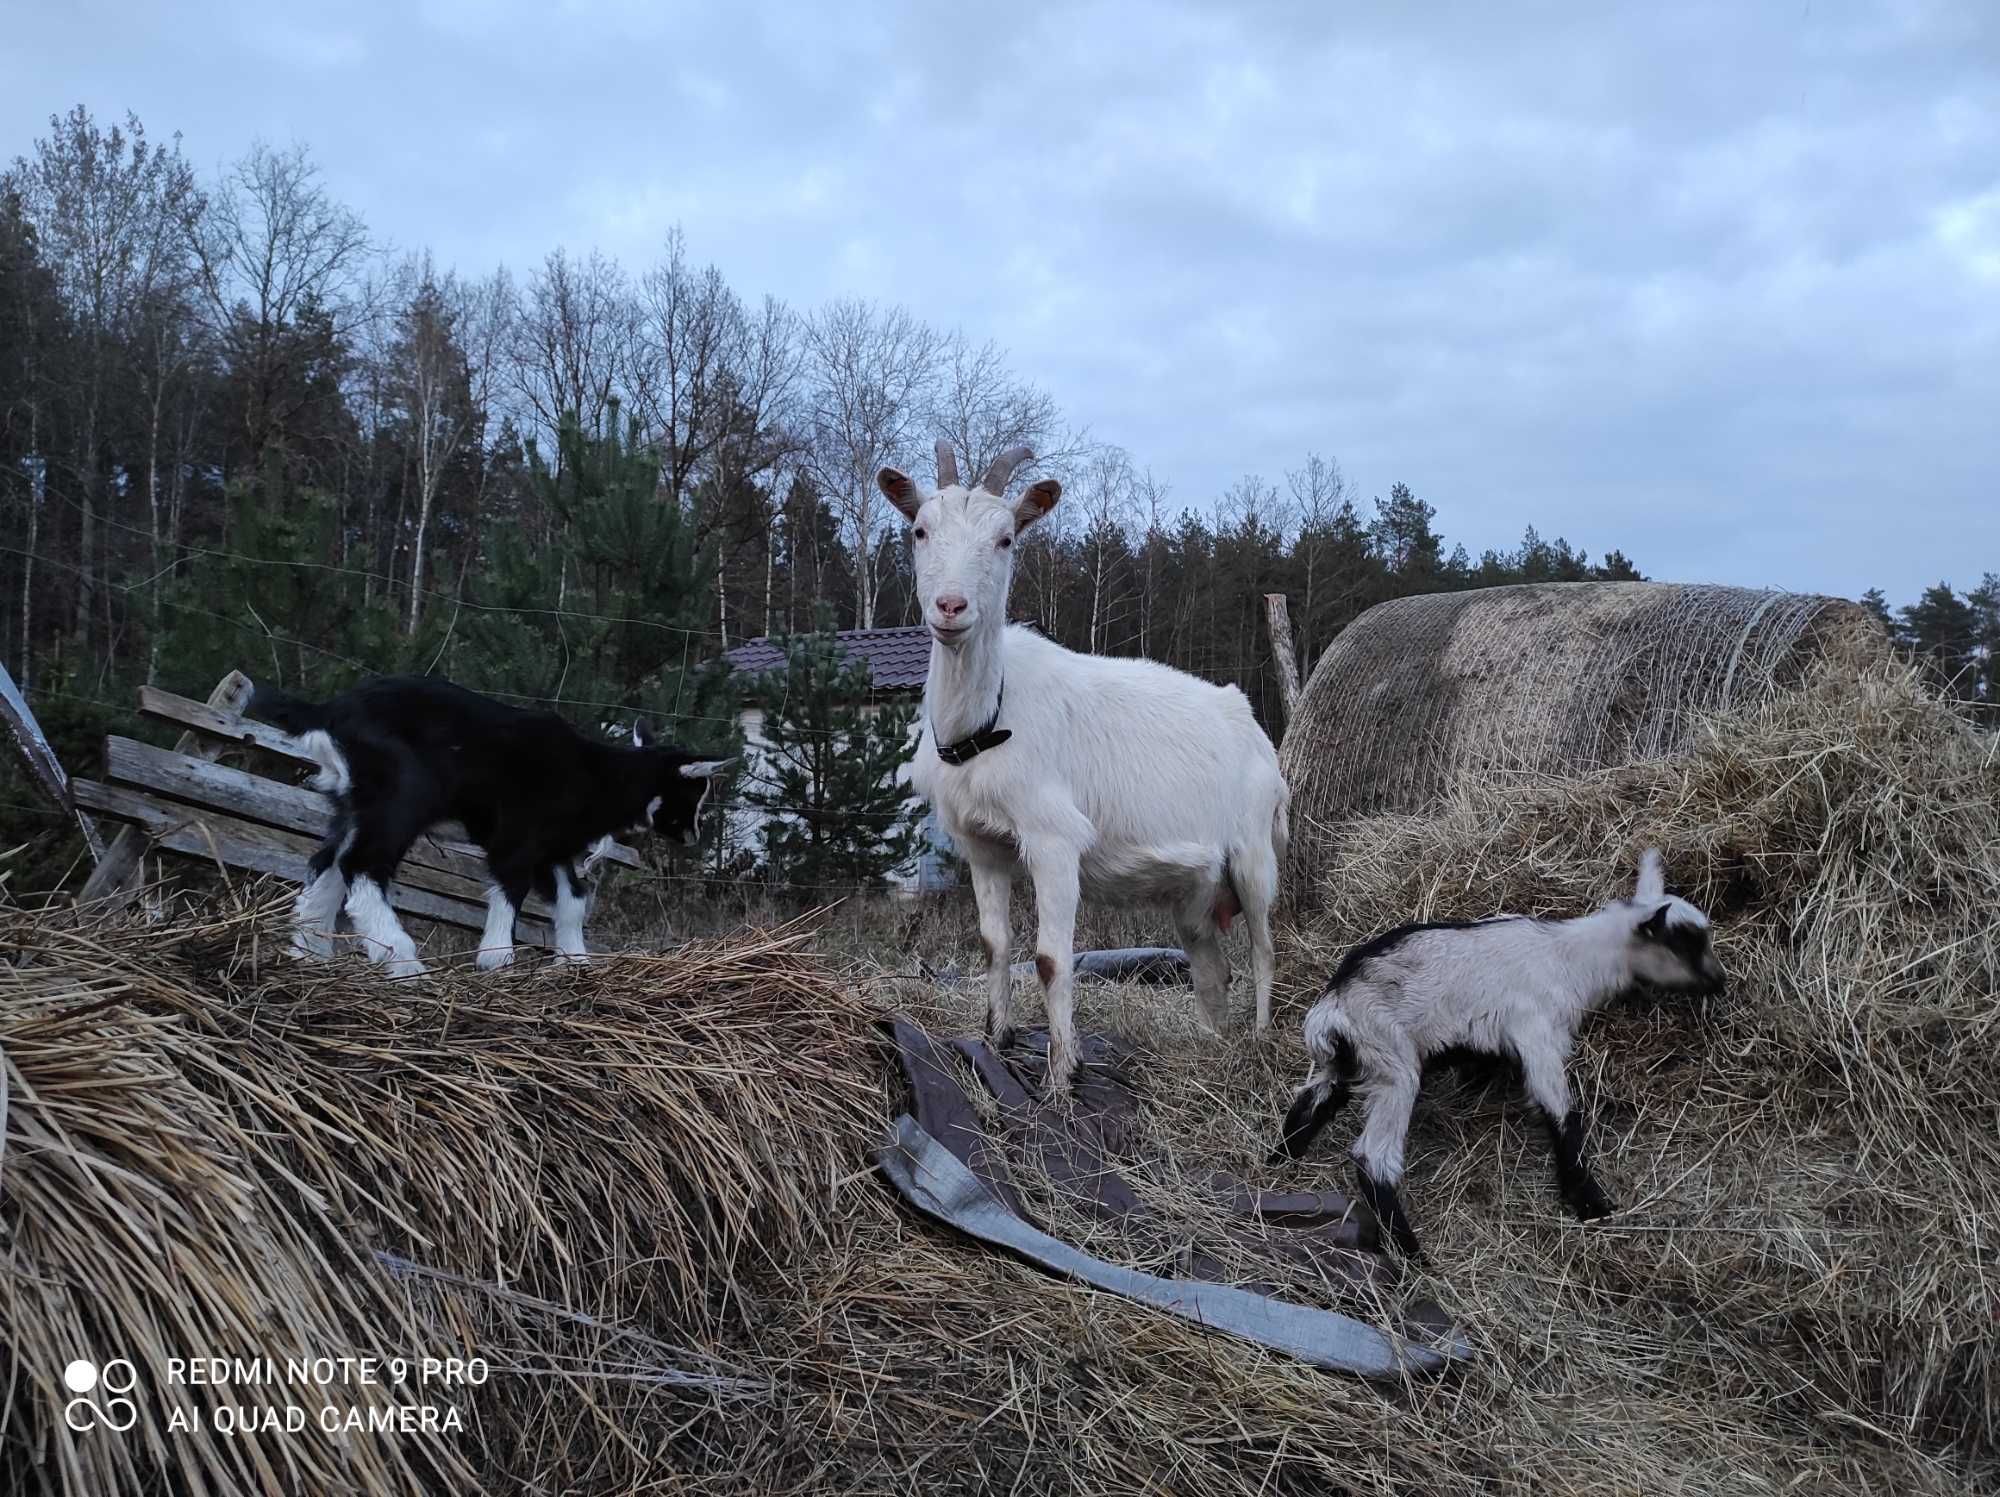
[[934, 439, 960, 489], [979, 445, 1034, 495]]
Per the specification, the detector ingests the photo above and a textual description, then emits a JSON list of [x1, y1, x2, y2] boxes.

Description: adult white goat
[[881, 441, 1290, 1094]]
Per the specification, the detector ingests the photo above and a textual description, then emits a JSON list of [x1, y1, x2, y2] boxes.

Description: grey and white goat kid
[[1271, 849, 1725, 1260]]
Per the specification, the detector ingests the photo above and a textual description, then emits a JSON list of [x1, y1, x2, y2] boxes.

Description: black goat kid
[[248, 675, 734, 975]]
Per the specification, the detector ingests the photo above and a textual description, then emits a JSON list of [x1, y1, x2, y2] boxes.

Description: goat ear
[[630, 717, 653, 749], [878, 467, 923, 523], [1638, 903, 1671, 939], [1634, 846, 1666, 903], [1014, 478, 1061, 534], [679, 757, 737, 780]]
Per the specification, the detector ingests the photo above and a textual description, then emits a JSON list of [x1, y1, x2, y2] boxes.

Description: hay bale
[[1282, 659, 2000, 1486], [1280, 581, 1885, 894], [0, 908, 882, 1497]]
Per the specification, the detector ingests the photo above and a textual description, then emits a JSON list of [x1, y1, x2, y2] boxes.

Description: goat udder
[[1212, 887, 1240, 934]]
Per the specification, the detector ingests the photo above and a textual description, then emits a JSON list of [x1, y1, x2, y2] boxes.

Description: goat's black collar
[[931, 680, 1011, 766]]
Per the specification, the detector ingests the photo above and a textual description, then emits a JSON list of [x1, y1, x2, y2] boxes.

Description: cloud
[[4, 0, 1995, 601]]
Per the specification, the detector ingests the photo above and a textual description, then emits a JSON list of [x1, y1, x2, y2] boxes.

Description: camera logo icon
[[63, 1359, 138, 1433]]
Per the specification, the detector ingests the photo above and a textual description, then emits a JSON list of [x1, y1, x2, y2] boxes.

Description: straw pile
[[0, 909, 884, 1496], [1279, 657, 1999, 1491], [1280, 582, 1885, 895], [5, 650, 1994, 1495]]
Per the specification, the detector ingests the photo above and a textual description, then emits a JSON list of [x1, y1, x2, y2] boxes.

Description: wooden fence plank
[[98, 736, 563, 918], [81, 672, 253, 907], [72, 778, 555, 946], [137, 683, 316, 763], [134, 685, 641, 868]]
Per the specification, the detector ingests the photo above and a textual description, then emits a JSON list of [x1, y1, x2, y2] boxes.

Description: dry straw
[[2, 650, 1995, 1494], [0, 909, 883, 1496], [1279, 656, 1999, 1493]]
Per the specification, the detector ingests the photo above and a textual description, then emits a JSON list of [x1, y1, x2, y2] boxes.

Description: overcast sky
[[8, 1, 1996, 604]]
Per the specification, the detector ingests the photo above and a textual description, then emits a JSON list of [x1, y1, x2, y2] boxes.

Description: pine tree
[[1369, 482, 1442, 582], [741, 609, 921, 889], [457, 402, 738, 755], [1899, 582, 1980, 701], [157, 474, 414, 696]]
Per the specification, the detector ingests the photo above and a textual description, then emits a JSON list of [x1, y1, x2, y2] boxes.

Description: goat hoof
[[1571, 1189, 1615, 1222], [385, 957, 428, 980], [476, 946, 516, 972], [289, 932, 333, 962]]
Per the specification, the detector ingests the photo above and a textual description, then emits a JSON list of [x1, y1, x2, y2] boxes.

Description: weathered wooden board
[[97, 736, 561, 918], [135, 684, 641, 868], [72, 778, 555, 946], [81, 672, 253, 905]]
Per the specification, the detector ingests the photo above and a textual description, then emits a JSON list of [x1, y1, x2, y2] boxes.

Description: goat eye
[[914, 527, 927, 541], [998, 535, 1012, 550]]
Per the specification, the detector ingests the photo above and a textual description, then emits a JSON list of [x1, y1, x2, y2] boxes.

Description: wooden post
[[79, 670, 254, 909], [1263, 593, 1302, 734], [0, 659, 104, 860]]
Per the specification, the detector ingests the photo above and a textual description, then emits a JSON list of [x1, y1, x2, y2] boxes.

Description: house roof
[[723, 625, 934, 693]]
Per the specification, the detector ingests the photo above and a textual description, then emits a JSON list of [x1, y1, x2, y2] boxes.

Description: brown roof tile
[[723, 625, 933, 693]]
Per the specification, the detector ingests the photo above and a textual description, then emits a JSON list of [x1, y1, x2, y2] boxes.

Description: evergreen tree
[[1369, 482, 1442, 583], [457, 402, 738, 756], [1899, 582, 1980, 699], [740, 609, 921, 889], [156, 471, 415, 696], [1859, 587, 1894, 631]]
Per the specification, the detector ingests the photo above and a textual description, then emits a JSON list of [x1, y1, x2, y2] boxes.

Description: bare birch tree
[[1285, 450, 1352, 673], [1073, 443, 1138, 653], [12, 107, 203, 646], [193, 139, 372, 471], [386, 252, 475, 630], [799, 298, 941, 628], [508, 246, 631, 453]]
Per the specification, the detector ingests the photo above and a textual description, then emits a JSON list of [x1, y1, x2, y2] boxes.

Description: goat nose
[[935, 594, 968, 619]]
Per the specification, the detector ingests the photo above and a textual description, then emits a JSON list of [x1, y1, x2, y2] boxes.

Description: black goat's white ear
[[1638, 903, 1671, 939], [631, 718, 655, 749], [679, 757, 737, 780]]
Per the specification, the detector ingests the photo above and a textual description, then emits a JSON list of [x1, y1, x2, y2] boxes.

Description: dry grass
[[1272, 657, 2000, 1491], [0, 907, 883, 1496], [2, 656, 1993, 1494]]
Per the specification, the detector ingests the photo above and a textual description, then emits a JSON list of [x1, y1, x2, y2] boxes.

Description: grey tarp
[[877, 1114, 1469, 1379]]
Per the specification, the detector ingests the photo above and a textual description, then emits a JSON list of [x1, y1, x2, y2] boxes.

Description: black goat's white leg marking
[[344, 876, 424, 977], [291, 817, 354, 961], [1521, 1040, 1613, 1220], [477, 885, 517, 971], [551, 864, 589, 965], [291, 868, 345, 960]]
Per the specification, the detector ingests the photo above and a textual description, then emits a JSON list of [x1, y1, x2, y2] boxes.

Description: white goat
[[1270, 848, 1725, 1259], [880, 441, 1290, 1094]]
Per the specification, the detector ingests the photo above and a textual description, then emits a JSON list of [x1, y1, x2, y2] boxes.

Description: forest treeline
[[3, 104, 1994, 752]]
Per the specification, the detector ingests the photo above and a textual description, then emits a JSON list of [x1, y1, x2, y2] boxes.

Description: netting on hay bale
[[1278, 581, 1886, 895]]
